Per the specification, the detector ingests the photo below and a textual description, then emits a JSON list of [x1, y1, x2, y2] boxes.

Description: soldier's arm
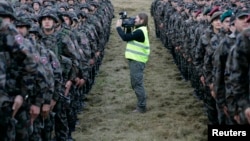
[[213, 39, 227, 107], [194, 35, 206, 77], [77, 33, 91, 82], [229, 34, 250, 110], [22, 40, 49, 107], [49, 50, 63, 101]]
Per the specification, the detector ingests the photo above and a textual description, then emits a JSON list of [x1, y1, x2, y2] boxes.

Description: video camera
[[119, 11, 135, 28]]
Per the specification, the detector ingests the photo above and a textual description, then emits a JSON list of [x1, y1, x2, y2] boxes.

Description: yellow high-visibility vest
[[125, 26, 150, 63]]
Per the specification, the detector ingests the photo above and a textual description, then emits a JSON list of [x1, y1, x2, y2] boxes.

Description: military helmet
[[15, 12, 32, 28], [77, 11, 88, 19], [38, 8, 59, 24], [88, 1, 99, 8], [44, 1, 53, 8], [29, 24, 42, 38], [20, 4, 34, 13], [32, 0, 41, 6], [0, 0, 16, 19], [79, 3, 91, 11], [58, 2, 69, 11], [63, 11, 79, 23]]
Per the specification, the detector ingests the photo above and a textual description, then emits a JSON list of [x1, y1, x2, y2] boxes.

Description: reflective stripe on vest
[[125, 26, 150, 63]]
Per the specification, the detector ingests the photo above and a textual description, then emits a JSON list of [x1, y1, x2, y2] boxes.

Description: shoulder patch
[[52, 61, 59, 68], [14, 34, 24, 44], [40, 56, 48, 65]]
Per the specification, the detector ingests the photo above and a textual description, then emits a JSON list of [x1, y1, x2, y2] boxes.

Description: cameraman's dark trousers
[[128, 59, 146, 112]]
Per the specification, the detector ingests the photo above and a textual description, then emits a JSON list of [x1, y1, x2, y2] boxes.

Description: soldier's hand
[[234, 114, 241, 124], [209, 84, 216, 98], [30, 105, 40, 125], [41, 104, 50, 119], [244, 108, 250, 124], [159, 23, 163, 28], [200, 76, 205, 86], [175, 46, 178, 50], [211, 90, 216, 99], [12, 95, 24, 118], [223, 106, 229, 117], [50, 99, 57, 111], [79, 79, 86, 87], [75, 77, 80, 86], [89, 58, 95, 66], [182, 53, 186, 58], [64, 80, 72, 96], [95, 51, 100, 57]]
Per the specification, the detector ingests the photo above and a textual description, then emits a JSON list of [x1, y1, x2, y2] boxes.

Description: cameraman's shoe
[[132, 107, 146, 113]]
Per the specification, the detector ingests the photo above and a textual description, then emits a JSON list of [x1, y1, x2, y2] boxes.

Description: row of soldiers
[[0, 0, 114, 140], [151, 0, 250, 125]]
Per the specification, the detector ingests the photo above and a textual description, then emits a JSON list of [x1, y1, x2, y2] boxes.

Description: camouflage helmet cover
[[0, 0, 16, 19], [38, 8, 59, 23]]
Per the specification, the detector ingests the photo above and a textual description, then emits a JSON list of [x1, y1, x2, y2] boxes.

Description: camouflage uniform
[[39, 9, 77, 141], [213, 31, 237, 125], [0, 1, 40, 140], [225, 28, 250, 124], [15, 12, 50, 141], [27, 24, 62, 141], [194, 26, 219, 125]]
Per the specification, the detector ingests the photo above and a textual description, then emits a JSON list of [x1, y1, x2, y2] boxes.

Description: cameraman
[[116, 13, 150, 113]]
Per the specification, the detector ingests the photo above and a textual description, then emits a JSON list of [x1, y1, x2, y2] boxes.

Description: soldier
[[31, 0, 42, 16], [194, 9, 222, 125], [78, 10, 99, 94], [223, 10, 250, 124], [38, 8, 75, 141], [0, 0, 42, 140], [28, 24, 62, 141], [212, 9, 234, 125], [15, 11, 51, 141], [57, 2, 69, 12], [62, 11, 88, 140]]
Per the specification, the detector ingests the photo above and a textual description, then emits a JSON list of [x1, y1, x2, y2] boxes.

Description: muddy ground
[[73, 0, 208, 140]]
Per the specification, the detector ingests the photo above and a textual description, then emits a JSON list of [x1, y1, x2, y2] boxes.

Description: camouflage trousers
[[29, 113, 54, 141], [53, 98, 69, 141], [15, 106, 31, 141], [67, 87, 79, 134], [0, 98, 15, 141], [0, 95, 31, 141], [203, 86, 219, 125]]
